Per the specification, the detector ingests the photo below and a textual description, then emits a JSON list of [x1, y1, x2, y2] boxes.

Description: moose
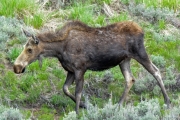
[[13, 21, 170, 114]]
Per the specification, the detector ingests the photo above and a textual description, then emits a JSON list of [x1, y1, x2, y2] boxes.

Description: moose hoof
[[80, 101, 87, 109]]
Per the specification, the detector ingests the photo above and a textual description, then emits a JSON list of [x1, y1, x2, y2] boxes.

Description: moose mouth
[[13, 65, 26, 74]]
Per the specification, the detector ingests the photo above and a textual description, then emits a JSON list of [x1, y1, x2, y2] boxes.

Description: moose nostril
[[22, 68, 26, 73]]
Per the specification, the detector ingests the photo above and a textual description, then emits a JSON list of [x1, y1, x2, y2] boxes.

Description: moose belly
[[87, 51, 127, 71]]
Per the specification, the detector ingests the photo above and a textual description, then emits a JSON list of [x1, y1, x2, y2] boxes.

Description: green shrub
[[67, 0, 112, 5], [94, 0, 112, 5], [128, 3, 175, 22], [140, 19, 180, 44], [94, 15, 106, 27], [0, 16, 26, 47], [84, 70, 114, 102], [7, 47, 22, 63], [0, 104, 24, 120], [63, 99, 162, 120], [69, 1, 120, 26], [0, 0, 36, 17], [0, 0, 46, 28], [64, 98, 180, 119], [121, 0, 130, 4], [151, 55, 166, 68], [28, 61, 41, 72], [133, 69, 156, 94], [52, 67, 66, 79], [26, 86, 41, 103], [152, 32, 176, 42], [158, 19, 166, 30], [153, 85, 161, 96], [38, 73, 49, 81], [63, 111, 77, 120], [164, 65, 176, 91], [110, 12, 129, 23], [19, 75, 35, 92], [164, 105, 180, 119], [133, 0, 180, 11], [50, 94, 72, 107], [69, 2, 95, 25], [35, 107, 55, 120], [0, 71, 28, 102], [134, 64, 177, 95], [24, 12, 46, 29]]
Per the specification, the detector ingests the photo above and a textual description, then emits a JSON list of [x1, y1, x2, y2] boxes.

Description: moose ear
[[32, 35, 39, 44], [22, 29, 32, 37]]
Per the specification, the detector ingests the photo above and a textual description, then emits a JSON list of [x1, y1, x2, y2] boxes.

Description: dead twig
[[103, 2, 115, 17]]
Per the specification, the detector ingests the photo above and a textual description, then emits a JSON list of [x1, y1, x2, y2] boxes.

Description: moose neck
[[41, 41, 65, 58]]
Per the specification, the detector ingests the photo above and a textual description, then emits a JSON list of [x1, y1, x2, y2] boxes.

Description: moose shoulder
[[13, 21, 170, 114]]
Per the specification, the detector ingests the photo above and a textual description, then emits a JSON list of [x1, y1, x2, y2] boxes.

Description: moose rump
[[13, 21, 170, 114]]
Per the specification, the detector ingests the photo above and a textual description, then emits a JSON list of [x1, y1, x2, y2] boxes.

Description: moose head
[[13, 30, 43, 74]]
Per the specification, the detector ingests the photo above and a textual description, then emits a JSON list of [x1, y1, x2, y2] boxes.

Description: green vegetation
[[63, 98, 180, 119], [0, 17, 26, 49], [24, 12, 46, 29], [0, 0, 36, 17], [7, 47, 22, 63], [0, 104, 23, 120], [134, 0, 180, 11], [0, 0, 47, 28], [0, 0, 180, 119], [110, 12, 129, 23]]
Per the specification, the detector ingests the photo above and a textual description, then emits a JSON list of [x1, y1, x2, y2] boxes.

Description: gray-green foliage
[[151, 55, 166, 68], [0, 104, 24, 120], [64, 98, 180, 120], [63, 99, 162, 120], [128, 3, 175, 22], [164, 105, 180, 120], [152, 24, 180, 42], [0, 16, 27, 50], [152, 31, 177, 42], [134, 65, 177, 94], [133, 68, 156, 93], [95, 70, 114, 82], [63, 111, 77, 120], [125, 2, 180, 43], [164, 65, 176, 91], [84, 70, 114, 101]]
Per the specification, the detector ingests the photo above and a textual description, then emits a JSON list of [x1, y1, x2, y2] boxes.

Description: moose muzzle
[[13, 64, 26, 74]]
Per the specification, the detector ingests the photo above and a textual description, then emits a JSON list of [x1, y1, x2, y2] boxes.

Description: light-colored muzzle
[[13, 55, 28, 74], [13, 64, 26, 74]]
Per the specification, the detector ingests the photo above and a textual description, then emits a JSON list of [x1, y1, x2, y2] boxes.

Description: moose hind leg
[[135, 56, 170, 108], [63, 71, 86, 109], [119, 58, 135, 105]]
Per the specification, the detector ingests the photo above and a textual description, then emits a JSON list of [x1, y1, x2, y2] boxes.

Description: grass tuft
[[0, 0, 36, 17], [0, 0, 47, 28]]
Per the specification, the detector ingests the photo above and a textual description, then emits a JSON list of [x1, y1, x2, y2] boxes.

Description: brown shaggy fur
[[37, 21, 143, 42]]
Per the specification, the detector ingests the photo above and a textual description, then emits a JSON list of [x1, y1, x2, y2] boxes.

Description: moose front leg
[[63, 71, 86, 109], [74, 70, 85, 114], [63, 72, 75, 101]]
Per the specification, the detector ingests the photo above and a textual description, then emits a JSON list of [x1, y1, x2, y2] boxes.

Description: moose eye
[[27, 48, 32, 53]]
